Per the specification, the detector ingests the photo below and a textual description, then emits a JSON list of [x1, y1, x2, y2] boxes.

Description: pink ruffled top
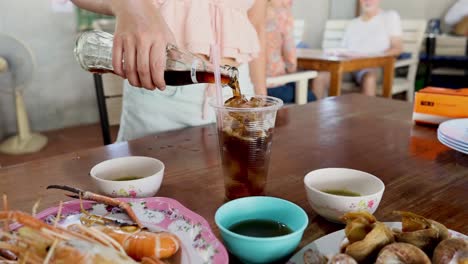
[[156, 0, 260, 63]]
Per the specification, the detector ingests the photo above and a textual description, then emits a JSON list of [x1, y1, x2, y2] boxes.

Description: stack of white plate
[[437, 118, 468, 154]]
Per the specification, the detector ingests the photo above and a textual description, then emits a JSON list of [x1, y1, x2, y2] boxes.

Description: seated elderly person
[[313, 0, 403, 99]]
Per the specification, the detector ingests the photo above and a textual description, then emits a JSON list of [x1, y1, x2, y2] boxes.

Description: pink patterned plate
[[35, 197, 228, 264]]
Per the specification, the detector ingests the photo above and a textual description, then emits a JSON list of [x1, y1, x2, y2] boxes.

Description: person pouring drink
[[71, 0, 268, 141]]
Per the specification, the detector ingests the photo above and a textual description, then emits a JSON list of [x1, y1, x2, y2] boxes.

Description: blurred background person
[[445, 0, 468, 36], [312, 0, 403, 99], [266, 0, 316, 103]]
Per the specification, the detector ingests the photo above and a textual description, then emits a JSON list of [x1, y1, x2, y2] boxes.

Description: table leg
[[424, 36, 436, 86], [465, 40, 468, 76], [93, 74, 111, 145], [295, 80, 308, 105], [329, 67, 343, 96], [382, 58, 395, 98]]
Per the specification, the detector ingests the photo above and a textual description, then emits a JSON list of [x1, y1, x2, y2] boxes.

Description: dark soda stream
[[90, 65, 271, 201], [218, 72, 275, 200]]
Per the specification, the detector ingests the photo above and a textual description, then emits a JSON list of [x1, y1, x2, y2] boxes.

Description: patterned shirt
[[266, 0, 297, 86]]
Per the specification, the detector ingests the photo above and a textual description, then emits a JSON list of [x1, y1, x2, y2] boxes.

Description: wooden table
[[1, 95, 467, 261], [297, 49, 396, 97]]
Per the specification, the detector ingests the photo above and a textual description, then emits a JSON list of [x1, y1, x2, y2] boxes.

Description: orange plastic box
[[413, 87, 468, 125]]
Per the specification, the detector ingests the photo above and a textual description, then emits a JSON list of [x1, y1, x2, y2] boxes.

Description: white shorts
[[352, 68, 380, 84], [117, 64, 254, 141]]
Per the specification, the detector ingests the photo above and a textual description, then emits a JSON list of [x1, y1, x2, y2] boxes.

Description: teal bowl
[[215, 196, 309, 264]]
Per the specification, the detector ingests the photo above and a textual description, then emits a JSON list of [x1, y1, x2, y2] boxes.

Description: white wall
[[0, 0, 98, 137], [329, 0, 458, 21], [380, 0, 458, 31], [380, 0, 457, 19], [292, 0, 330, 48], [424, 0, 458, 20], [330, 0, 358, 19], [380, 0, 426, 18]]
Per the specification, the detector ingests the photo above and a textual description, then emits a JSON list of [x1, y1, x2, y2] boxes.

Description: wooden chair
[[100, 74, 123, 128], [431, 35, 467, 56], [322, 20, 349, 49], [422, 34, 467, 79], [322, 19, 427, 101], [266, 71, 317, 105]]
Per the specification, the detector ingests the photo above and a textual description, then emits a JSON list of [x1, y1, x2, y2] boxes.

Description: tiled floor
[[0, 123, 119, 168]]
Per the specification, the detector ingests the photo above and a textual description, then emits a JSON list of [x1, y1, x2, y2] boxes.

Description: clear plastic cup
[[210, 95, 283, 200]]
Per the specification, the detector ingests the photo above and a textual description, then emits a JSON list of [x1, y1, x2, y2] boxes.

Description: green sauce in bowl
[[114, 176, 143, 181], [322, 189, 360, 197]]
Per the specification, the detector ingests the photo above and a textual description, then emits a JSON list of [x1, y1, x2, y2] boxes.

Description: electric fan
[[0, 33, 47, 154]]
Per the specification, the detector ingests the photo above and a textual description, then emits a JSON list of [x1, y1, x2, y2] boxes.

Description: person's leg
[[353, 69, 378, 97], [311, 71, 331, 99], [361, 71, 378, 96], [267, 83, 295, 103], [307, 89, 317, 102]]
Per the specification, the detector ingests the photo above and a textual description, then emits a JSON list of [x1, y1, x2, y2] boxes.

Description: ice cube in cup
[[210, 95, 283, 200]]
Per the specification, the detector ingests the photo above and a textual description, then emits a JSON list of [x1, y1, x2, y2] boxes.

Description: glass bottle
[[73, 30, 238, 88]]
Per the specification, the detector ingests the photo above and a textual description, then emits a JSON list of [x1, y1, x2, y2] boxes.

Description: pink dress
[[118, 0, 260, 141], [156, 0, 260, 63], [266, 0, 296, 86]]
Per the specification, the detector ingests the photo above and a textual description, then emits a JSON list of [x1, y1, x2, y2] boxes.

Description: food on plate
[[375, 242, 431, 264], [343, 221, 394, 262], [0, 186, 182, 263], [68, 225, 180, 260], [393, 211, 450, 255], [327, 253, 358, 264], [303, 248, 328, 264], [311, 210, 467, 264], [341, 211, 394, 262], [0, 210, 137, 263], [342, 211, 377, 243], [432, 238, 468, 264], [47, 185, 144, 228]]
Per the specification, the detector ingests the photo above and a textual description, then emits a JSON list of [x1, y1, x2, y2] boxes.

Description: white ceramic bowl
[[304, 168, 385, 223], [90, 156, 165, 198]]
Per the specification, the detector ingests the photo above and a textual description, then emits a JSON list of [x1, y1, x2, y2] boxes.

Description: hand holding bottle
[[110, 0, 176, 90], [74, 31, 240, 93]]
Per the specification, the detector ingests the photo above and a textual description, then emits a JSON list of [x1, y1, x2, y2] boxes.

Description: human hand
[[110, 0, 175, 90]]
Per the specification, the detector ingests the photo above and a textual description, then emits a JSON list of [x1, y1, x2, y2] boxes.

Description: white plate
[[438, 133, 468, 150], [438, 133, 468, 154], [287, 222, 467, 264], [438, 119, 468, 144], [439, 130, 468, 147]]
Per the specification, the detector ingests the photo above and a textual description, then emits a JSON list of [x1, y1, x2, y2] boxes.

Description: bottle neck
[[74, 30, 239, 87], [220, 65, 239, 87], [74, 30, 114, 73]]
